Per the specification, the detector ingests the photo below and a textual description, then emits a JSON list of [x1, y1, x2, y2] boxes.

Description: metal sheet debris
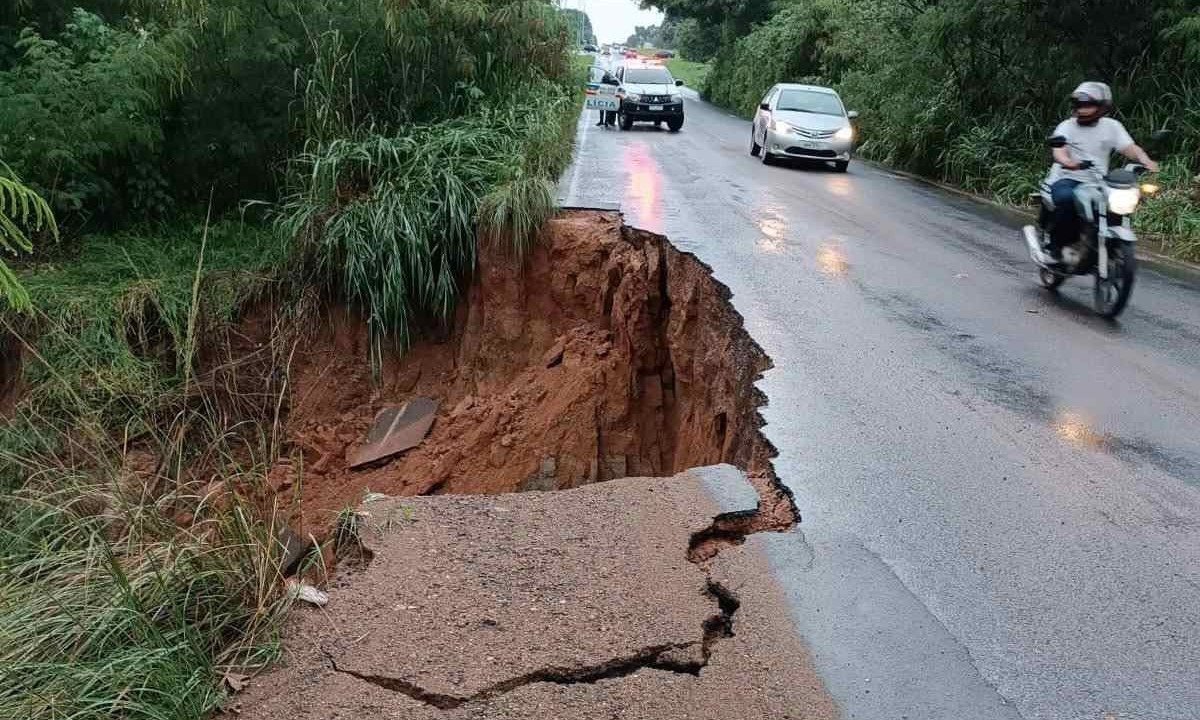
[[349, 397, 439, 468]]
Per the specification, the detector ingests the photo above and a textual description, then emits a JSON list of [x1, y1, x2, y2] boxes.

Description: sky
[[558, 0, 664, 45]]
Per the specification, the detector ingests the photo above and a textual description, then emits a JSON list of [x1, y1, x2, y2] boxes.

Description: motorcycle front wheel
[[1095, 240, 1136, 318], [1039, 268, 1066, 291]]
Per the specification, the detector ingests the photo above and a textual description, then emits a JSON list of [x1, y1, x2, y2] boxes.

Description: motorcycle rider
[[1042, 81, 1158, 260]]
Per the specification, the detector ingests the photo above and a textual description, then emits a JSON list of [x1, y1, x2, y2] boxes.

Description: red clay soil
[[264, 211, 791, 540]]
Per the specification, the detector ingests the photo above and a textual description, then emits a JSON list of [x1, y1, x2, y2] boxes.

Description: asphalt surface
[[561, 87, 1200, 720]]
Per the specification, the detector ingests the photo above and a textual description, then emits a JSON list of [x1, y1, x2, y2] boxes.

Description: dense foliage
[[562, 7, 597, 45], [0, 1, 582, 718], [650, 0, 1200, 257]]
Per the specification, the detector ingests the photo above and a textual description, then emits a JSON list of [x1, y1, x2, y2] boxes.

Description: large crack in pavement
[[322, 560, 747, 711], [325, 641, 705, 710]]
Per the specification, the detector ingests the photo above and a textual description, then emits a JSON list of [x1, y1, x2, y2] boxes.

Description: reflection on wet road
[[622, 141, 663, 234], [560, 91, 1200, 720]]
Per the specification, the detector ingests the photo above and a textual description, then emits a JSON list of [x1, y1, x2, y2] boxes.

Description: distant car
[[624, 50, 638, 59], [615, 64, 685, 131], [583, 44, 597, 53], [654, 50, 675, 59], [750, 83, 858, 171]]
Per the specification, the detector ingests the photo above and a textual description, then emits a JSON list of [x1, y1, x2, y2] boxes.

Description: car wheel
[[667, 117, 683, 132], [750, 130, 761, 157], [619, 114, 633, 131], [834, 161, 849, 173], [760, 144, 774, 166]]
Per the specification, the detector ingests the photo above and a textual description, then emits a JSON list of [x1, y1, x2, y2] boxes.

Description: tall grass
[[279, 82, 579, 357], [0, 220, 296, 720]]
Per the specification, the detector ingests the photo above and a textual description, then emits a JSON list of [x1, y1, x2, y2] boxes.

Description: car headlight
[[769, 120, 795, 133], [670, 93, 682, 103], [624, 92, 640, 102], [834, 126, 854, 141], [1107, 186, 1140, 215]]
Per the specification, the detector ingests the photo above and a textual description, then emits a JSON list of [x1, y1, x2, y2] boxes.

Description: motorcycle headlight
[[834, 126, 854, 141], [1107, 186, 1140, 215]]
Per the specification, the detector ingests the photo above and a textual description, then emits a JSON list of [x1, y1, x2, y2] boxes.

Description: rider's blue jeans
[[1049, 179, 1082, 251]]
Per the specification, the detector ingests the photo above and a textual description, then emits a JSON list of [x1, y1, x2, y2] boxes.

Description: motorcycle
[[1021, 134, 1162, 319]]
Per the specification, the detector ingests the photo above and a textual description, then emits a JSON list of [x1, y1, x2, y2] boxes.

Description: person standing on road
[[599, 71, 620, 128], [1043, 81, 1158, 259]]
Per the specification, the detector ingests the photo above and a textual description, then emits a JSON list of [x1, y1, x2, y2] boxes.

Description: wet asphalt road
[[561, 90, 1200, 720]]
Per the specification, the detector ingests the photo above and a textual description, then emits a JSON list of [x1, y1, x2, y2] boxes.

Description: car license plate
[[797, 140, 821, 149], [649, 105, 663, 112]]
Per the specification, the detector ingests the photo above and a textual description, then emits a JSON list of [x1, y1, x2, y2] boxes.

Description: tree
[[675, 17, 720, 60], [560, 8, 596, 45]]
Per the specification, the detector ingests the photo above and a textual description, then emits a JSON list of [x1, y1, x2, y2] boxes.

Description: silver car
[[750, 83, 858, 171]]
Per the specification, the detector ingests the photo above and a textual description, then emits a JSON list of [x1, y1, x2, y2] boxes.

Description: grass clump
[[665, 59, 710, 91], [280, 83, 580, 356], [0, 219, 294, 720]]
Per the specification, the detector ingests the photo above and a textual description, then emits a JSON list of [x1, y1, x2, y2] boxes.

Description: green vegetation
[[667, 59, 711, 91], [649, 0, 1200, 261], [0, 170, 56, 310], [561, 7, 597, 46], [0, 1, 583, 718]]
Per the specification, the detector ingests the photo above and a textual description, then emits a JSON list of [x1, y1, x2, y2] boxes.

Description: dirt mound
[[262, 211, 786, 539]]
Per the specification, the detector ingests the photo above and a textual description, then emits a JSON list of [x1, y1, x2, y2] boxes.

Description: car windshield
[[776, 89, 843, 116], [624, 68, 673, 84]]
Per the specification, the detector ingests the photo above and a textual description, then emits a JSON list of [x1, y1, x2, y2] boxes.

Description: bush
[[703, 3, 834, 117], [0, 10, 183, 227]]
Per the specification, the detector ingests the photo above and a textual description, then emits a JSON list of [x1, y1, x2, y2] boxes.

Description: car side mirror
[[846, 110, 859, 119], [1047, 135, 1067, 148], [759, 102, 770, 111], [675, 79, 684, 86]]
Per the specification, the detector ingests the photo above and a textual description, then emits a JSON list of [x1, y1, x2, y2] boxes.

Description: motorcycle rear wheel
[[1094, 240, 1136, 318]]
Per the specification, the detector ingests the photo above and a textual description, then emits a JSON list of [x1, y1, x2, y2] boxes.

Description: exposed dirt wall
[[265, 211, 786, 538]]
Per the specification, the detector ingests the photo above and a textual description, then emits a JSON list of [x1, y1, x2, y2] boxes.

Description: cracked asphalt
[[225, 467, 837, 720], [561, 90, 1200, 720]]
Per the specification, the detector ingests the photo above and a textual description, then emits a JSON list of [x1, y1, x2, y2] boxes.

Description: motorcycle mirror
[[1046, 135, 1067, 148], [1150, 129, 1172, 143]]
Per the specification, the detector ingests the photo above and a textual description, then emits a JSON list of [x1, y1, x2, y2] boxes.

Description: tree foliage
[[561, 7, 596, 45]]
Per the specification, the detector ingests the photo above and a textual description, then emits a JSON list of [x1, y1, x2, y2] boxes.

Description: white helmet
[[1070, 81, 1112, 109], [1069, 81, 1112, 125]]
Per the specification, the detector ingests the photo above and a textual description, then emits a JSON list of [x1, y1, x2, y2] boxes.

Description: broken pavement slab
[[225, 466, 836, 720]]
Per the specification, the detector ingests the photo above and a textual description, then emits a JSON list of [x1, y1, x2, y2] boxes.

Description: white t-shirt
[[1046, 117, 1135, 184]]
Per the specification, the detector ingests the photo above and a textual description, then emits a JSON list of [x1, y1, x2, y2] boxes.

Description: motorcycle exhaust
[[1023, 225, 1051, 265]]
